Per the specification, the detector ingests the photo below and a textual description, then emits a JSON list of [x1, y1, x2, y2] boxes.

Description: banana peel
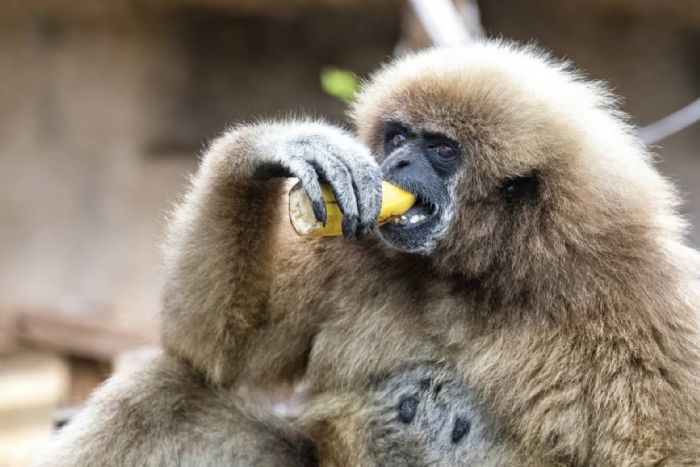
[[289, 181, 416, 237]]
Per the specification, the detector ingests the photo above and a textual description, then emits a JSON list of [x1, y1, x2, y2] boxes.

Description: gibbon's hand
[[254, 123, 382, 239]]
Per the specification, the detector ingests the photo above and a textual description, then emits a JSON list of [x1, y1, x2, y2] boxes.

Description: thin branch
[[407, 0, 475, 46], [638, 97, 700, 144]]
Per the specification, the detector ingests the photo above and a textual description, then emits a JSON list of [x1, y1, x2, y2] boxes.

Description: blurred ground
[[0, 1, 698, 465]]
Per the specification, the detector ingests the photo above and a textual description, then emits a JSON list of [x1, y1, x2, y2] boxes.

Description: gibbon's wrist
[[260, 122, 373, 167], [203, 120, 375, 179]]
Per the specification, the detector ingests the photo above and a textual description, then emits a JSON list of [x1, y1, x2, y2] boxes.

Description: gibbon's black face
[[378, 121, 463, 252]]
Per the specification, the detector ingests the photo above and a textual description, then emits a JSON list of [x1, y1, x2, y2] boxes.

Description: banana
[[289, 181, 416, 236]]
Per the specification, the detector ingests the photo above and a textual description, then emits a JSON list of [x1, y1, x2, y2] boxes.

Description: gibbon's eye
[[385, 125, 409, 150], [429, 142, 458, 160], [390, 132, 407, 147], [501, 172, 539, 203]]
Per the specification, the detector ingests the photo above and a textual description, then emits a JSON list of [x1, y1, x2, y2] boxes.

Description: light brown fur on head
[[354, 42, 691, 291]]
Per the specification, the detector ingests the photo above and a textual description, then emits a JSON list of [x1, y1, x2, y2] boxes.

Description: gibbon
[[36, 41, 700, 466]]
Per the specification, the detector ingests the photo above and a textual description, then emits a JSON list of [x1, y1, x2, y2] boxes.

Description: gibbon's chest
[[304, 287, 454, 392]]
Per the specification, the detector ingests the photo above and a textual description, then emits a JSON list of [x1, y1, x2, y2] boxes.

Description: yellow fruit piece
[[289, 181, 417, 237]]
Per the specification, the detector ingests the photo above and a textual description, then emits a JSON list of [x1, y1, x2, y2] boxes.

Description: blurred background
[[1, 0, 699, 465]]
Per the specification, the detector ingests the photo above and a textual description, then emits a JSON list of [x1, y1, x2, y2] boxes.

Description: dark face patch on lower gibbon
[[360, 362, 505, 466], [377, 121, 464, 253]]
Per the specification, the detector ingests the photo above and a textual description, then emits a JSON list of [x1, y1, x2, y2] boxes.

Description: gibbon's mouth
[[379, 176, 443, 230], [378, 191, 442, 252], [379, 179, 442, 241], [377, 174, 448, 251]]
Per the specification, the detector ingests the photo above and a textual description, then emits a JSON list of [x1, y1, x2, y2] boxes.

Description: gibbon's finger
[[341, 211, 359, 239], [350, 165, 382, 237], [331, 144, 382, 237], [308, 156, 360, 239], [284, 158, 327, 225]]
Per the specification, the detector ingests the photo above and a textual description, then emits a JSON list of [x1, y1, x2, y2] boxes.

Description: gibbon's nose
[[381, 145, 431, 181]]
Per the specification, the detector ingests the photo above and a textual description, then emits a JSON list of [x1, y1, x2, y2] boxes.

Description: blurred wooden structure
[[0, 352, 69, 466]]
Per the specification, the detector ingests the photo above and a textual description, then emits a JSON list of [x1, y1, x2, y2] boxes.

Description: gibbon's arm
[[161, 121, 382, 386], [32, 349, 317, 467]]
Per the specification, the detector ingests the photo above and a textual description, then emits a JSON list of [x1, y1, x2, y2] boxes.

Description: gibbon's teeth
[[408, 214, 427, 224], [390, 214, 428, 226], [389, 215, 412, 226]]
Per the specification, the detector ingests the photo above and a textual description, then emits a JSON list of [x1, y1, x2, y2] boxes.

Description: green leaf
[[321, 67, 360, 102]]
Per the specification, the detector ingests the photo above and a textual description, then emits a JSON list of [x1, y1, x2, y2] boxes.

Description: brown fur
[[33, 348, 318, 466], [37, 41, 700, 466]]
